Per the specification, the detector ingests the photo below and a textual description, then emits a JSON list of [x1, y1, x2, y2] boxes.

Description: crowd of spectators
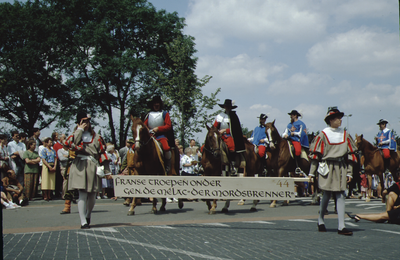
[[0, 128, 206, 208]]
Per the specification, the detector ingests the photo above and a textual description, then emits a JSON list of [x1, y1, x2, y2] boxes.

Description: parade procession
[[2, 0, 400, 259]]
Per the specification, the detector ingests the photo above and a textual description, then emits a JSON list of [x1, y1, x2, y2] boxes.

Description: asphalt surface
[[2, 196, 400, 259]]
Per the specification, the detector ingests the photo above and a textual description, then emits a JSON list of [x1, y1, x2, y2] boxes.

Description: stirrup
[[295, 167, 305, 175]]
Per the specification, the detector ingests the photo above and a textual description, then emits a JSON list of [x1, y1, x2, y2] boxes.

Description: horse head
[[131, 116, 150, 151], [354, 133, 365, 151], [264, 119, 280, 150], [203, 124, 221, 158]]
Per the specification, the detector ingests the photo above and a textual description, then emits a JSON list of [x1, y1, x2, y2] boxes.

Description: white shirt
[[180, 154, 195, 174]]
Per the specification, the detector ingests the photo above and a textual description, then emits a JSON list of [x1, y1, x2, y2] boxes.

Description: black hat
[[288, 110, 301, 117], [257, 113, 268, 120], [76, 111, 91, 124], [147, 95, 164, 110], [324, 106, 344, 124], [218, 99, 237, 109], [377, 119, 388, 125]]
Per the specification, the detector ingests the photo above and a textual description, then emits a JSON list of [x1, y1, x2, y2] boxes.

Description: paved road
[[2, 197, 400, 259]]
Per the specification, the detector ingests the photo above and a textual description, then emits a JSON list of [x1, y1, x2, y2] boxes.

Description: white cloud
[[186, 0, 327, 48], [267, 73, 332, 95], [307, 27, 400, 77], [197, 54, 286, 92]]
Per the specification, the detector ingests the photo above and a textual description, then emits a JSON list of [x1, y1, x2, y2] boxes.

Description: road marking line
[[242, 221, 275, 224], [92, 227, 119, 232], [288, 219, 316, 223], [364, 206, 383, 210], [344, 222, 358, 227], [372, 229, 400, 235], [76, 231, 232, 260], [144, 225, 176, 229], [199, 223, 230, 227]]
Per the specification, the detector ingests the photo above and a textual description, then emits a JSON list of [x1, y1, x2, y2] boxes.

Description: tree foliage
[[154, 36, 220, 147], [0, 0, 217, 146], [0, 0, 76, 135]]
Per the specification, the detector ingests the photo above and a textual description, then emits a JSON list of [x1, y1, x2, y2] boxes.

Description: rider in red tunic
[[144, 96, 172, 172]]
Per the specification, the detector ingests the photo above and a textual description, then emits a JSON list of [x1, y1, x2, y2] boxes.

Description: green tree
[[61, 0, 187, 147], [0, 0, 76, 134], [154, 35, 220, 147]]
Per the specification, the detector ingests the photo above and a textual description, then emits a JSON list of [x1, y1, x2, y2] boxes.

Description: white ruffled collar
[[322, 127, 345, 144]]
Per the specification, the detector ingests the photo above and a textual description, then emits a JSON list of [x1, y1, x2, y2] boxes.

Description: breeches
[[157, 137, 171, 151], [382, 149, 391, 159], [292, 141, 301, 156], [222, 135, 235, 152], [258, 145, 266, 157]]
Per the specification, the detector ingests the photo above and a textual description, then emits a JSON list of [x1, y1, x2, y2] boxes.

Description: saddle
[[287, 140, 309, 161]]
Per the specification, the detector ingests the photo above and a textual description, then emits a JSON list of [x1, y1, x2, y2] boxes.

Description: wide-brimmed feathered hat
[[288, 110, 302, 117], [147, 95, 164, 110], [377, 119, 388, 125], [324, 106, 344, 124], [218, 99, 237, 109], [76, 111, 91, 124], [257, 113, 268, 120]]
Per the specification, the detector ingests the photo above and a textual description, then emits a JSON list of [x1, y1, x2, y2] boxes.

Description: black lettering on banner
[[285, 191, 292, 198], [115, 177, 123, 186], [191, 188, 198, 196], [229, 190, 234, 197], [235, 189, 242, 197], [205, 190, 210, 197], [215, 180, 221, 187], [252, 191, 259, 198], [212, 190, 218, 197], [143, 187, 155, 195], [222, 190, 228, 197]]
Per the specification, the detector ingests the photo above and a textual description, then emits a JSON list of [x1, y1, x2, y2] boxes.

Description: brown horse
[[127, 116, 182, 215], [201, 125, 262, 214], [355, 134, 400, 202], [264, 120, 310, 207]]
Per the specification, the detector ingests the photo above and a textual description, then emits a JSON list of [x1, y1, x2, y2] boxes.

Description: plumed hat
[[377, 119, 388, 125], [257, 113, 268, 120], [76, 111, 91, 124], [324, 106, 344, 124], [218, 99, 237, 109], [147, 95, 164, 110]]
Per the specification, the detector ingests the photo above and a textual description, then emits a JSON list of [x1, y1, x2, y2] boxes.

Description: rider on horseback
[[282, 110, 309, 175], [144, 96, 173, 173], [248, 113, 269, 174], [213, 99, 245, 176], [375, 119, 396, 174]]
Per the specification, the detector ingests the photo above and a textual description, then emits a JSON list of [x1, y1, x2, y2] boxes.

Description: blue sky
[[2, 0, 400, 145], [149, 0, 400, 144]]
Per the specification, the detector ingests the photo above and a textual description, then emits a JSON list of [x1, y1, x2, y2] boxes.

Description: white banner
[[113, 176, 296, 200]]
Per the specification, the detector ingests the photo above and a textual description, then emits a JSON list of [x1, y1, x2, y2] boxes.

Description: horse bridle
[[203, 131, 221, 158]]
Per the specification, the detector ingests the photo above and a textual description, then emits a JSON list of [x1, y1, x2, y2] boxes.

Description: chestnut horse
[[201, 125, 263, 214], [127, 116, 181, 215], [264, 120, 311, 207], [355, 134, 400, 202]]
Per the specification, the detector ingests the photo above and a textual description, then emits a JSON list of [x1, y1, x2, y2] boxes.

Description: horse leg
[[282, 200, 289, 206], [209, 199, 217, 214], [221, 200, 230, 213], [250, 200, 259, 212], [151, 198, 158, 214], [270, 200, 277, 208], [366, 174, 372, 202], [206, 199, 212, 210], [178, 198, 184, 209], [238, 199, 245, 205], [127, 197, 137, 216], [160, 198, 167, 212]]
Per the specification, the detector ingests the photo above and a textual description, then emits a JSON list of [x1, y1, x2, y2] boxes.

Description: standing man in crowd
[[29, 128, 41, 153], [8, 131, 26, 186], [0, 134, 9, 178], [282, 110, 309, 174], [375, 119, 396, 174], [213, 99, 245, 176], [309, 106, 357, 236]]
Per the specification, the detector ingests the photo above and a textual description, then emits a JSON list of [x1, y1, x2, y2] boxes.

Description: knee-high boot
[[60, 200, 71, 214]]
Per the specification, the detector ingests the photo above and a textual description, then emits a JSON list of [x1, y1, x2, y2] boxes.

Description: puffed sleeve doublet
[[308, 127, 357, 192], [65, 129, 110, 192]]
